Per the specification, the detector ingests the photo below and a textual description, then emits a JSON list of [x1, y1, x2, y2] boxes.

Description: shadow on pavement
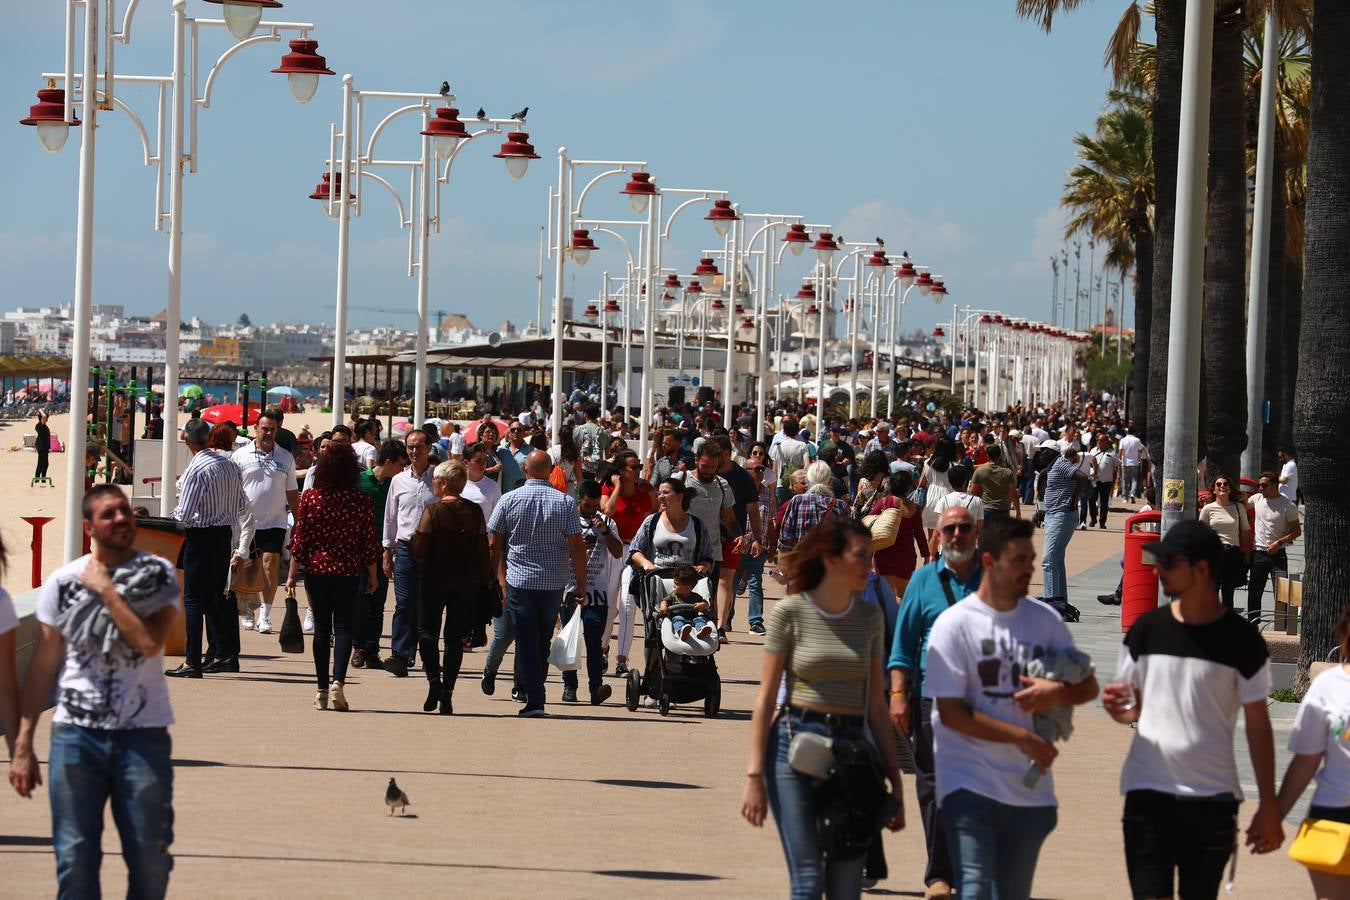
[[170, 852, 723, 880], [0, 835, 51, 847]]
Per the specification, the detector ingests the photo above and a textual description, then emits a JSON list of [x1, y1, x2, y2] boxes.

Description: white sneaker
[[241, 612, 255, 631], [644, 696, 658, 708], [302, 609, 315, 634], [256, 616, 273, 635]]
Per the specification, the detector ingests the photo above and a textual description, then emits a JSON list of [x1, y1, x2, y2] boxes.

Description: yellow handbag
[[1289, 818, 1350, 875]]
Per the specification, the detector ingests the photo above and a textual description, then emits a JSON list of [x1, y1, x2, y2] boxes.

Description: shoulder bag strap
[[938, 568, 960, 607]]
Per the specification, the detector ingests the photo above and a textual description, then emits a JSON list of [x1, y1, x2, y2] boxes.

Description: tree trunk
[[1130, 202, 1154, 438], [1294, 0, 1350, 692], [1280, 253, 1301, 452], [1148, 0, 1185, 471], [1261, 130, 1287, 471], [1201, 3, 1249, 483]]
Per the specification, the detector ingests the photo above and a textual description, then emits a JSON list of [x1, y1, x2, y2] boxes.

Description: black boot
[[423, 679, 442, 712]]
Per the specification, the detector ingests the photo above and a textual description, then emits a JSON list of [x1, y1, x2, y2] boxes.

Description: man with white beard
[[885, 505, 983, 900]]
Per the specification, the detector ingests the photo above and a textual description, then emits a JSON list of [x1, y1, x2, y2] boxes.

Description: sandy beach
[[0, 405, 341, 599]]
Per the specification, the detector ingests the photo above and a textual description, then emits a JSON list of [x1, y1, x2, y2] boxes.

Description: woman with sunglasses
[[600, 450, 655, 675], [742, 518, 905, 897], [1198, 476, 1251, 609]]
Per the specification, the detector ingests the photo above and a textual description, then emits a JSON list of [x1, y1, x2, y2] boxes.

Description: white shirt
[[1118, 434, 1143, 466], [1290, 666, 1350, 808], [352, 440, 377, 470], [383, 465, 437, 548], [567, 512, 619, 604], [1030, 426, 1049, 444], [923, 594, 1079, 807], [1090, 447, 1119, 483], [461, 474, 501, 522], [1247, 493, 1299, 549], [449, 432, 465, 457], [0, 587, 16, 636], [231, 442, 298, 530], [1280, 459, 1299, 503], [932, 490, 985, 522], [37, 553, 180, 730]]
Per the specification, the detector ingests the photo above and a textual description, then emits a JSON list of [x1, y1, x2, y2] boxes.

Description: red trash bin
[[1121, 510, 1162, 633]]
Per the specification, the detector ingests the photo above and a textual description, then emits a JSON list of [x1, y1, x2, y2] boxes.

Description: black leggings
[[304, 574, 360, 691], [35, 449, 49, 479], [418, 581, 478, 692], [1123, 789, 1237, 900]]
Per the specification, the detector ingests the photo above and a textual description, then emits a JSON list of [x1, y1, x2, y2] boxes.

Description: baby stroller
[[624, 568, 722, 717]]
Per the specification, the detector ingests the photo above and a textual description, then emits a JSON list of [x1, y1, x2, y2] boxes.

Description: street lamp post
[[23, 0, 334, 558]]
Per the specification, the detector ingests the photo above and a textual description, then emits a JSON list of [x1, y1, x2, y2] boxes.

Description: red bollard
[[1121, 510, 1163, 633], [21, 515, 55, 589]]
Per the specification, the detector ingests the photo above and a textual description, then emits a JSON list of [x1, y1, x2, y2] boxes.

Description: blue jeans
[[559, 602, 606, 694], [1019, 469, 1036, 505], [765, 713, 867, 899], [506, 585, 564, 710], [670, 613, 710, 635], [484, 607, 519, 688], [941, 789, 1056, 900], [1040, 509, 1076, 600], [736, 552, 767, 627], [50, 724, 174, 900], [391, 544, 421, 664]]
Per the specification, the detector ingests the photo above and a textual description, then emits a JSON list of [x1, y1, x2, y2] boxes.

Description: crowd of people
[[0, 387, 1332, 900]]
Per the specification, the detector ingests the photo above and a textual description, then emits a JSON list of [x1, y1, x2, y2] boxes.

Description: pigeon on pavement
[[385, 777, 410, 816]]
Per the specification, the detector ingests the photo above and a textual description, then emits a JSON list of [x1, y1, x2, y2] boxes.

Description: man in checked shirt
[[167, 418, 252, 678]]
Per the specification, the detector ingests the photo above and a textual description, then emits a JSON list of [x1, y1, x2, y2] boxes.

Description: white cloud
[[1009, 204, 1069, 278], [832, 200, 965, 258]]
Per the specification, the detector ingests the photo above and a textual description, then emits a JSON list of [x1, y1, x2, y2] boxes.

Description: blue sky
[[2, 1, 1138, 337]]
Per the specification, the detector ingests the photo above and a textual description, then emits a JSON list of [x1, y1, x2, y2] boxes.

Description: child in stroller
[[662, 566, 714, 641]]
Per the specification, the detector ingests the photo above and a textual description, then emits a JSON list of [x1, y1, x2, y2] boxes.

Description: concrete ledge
[[1265, 633, 1299, 661]]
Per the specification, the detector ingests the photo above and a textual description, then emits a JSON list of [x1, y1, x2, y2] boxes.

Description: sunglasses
[[747, 466, 766, 472], [940, 523, 975, 536], [1214, 481, 1229, 488]]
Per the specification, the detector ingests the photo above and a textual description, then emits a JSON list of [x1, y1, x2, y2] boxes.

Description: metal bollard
[[21, 515, 55, 589]]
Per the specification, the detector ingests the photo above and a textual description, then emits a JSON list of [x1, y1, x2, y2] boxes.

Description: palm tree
[[1200, 2, 1250, 483], [1294, 0, 1350, 689], [1062, 99, 1153, 434]]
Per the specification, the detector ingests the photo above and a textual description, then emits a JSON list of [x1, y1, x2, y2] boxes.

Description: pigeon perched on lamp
[[438, 81, 450, 96]]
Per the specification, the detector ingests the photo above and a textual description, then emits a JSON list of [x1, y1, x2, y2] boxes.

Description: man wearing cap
[[1102, 520, 1282, 896]]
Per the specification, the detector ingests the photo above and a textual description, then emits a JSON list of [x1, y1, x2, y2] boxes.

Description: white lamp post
[[23, 0, 334, 557]]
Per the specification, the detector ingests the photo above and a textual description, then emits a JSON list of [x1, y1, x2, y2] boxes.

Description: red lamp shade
[[740, 317, 755, 329], [806, 304, 820, 315], [620, 171, 658, 213], [270, 39, 334, 104], [866, 249, 890, 268], [494, 131, 540, 179], [782, 224, 811, 256], [980, 314, 993, 324], [930, 277, 949, 302], [705, 199, 739, 236], [796, 283, 816, 302], [711, 298, 727, 311], [735, 302, 745, 315], [309, 171, 354, 202], [20, 87, 79, 153], [685, 280, 703, 295], [896, 257, 918, 286], [932, 326, 946, 338], [915, 270, 934, 294], [693, 257, 721, 290], [662, 274, 683, 296], [603, 299, 621, 314], [569, 229, 597, 266], [421, 107, 469, 159], [583, 304, 599, 318], [811, 232, 840, 263]]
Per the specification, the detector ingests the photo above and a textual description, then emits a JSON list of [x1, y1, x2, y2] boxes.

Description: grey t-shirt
[[679, 471, 734, 558]]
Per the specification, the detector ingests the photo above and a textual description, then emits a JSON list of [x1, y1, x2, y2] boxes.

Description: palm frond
[[1014, 0, 1093, 33], [1106, 3, 1143, 84]]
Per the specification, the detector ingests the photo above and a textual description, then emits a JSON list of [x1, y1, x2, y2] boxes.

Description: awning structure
[[0, 356, 73, 379]]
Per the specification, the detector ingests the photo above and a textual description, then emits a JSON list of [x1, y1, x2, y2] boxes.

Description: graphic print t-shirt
[[1289, 666, 1350, 808], [566, 512, 619, 607], [37, 553, 180, 730], [1116, 605, 1271, 799], [923, 594, 1079, 807]]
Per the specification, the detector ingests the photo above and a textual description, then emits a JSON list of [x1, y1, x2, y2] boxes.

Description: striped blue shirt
[[173, 449, 249, 528], [1043, 455, 1081, 512], [487, 479, 581, 591]]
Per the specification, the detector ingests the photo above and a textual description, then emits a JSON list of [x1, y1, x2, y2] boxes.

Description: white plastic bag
[[548, 608, 583, 672]]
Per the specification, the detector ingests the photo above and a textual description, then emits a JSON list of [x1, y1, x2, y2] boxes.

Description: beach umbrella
[[266, 385, 304, 399], [464, 417, 513, 443], [200, 404, 260, 426], [179, 383, 203, 398]]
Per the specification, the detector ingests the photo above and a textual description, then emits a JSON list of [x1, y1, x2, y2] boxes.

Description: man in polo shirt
[[889, 505, 983, 900], [487, 450, 588, 717], [231, 411, 299, 635], [1246, 471, 1301, 622]]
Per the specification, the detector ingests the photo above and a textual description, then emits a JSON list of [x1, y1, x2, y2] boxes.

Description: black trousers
[[304, 574, 360, 691], [911, 694, 953, 886], [35, 449, 49, 479], [1123, 789, 1237, 900], [1247, 549, 1288, 619], [1092, 482, 1112, 526], [417, 580, 478, 692], [358, 567, 389, 654], [182, 526, 234, 669]]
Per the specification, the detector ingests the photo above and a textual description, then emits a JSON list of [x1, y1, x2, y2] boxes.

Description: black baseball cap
[[1141, 519, 1223, 575]]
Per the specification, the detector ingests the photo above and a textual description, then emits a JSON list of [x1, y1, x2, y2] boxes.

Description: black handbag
[[812, 737, 897, 861], [278, 589, 305, 654]]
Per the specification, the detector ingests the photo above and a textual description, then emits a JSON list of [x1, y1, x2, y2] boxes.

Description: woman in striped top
[[741, 518, 905, 898]]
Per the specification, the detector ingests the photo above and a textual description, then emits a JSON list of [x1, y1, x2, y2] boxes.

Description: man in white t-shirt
[[444, 422, 465, 460], [1246, 471, 1301, 622], [923, 517, 1098, 899], [1277, 448, 1298, 504], [1102, 520, 1282, 897], [1088, 433, 1120, 530], [1118, 428, 1143, 501], [9, 486, 181, 897], [232, 412, 300, 633]]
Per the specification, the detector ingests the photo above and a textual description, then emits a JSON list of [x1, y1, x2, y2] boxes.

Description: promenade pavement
[[0, 498, 1309, 898]]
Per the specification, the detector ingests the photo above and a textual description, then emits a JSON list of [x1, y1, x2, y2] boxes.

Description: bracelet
[[746, 772, 763, 778], [886, 690, 905, 698]]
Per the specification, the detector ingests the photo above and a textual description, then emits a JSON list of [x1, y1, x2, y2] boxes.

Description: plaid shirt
[[487, 478, 581, 591], [776, 491, 848, 554]]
